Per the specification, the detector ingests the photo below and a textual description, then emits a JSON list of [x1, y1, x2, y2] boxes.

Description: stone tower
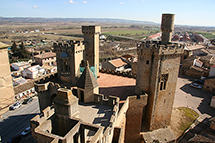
[[0, 42, 15, 111], [135, 14, 184, 131], [54, 41, 85, 85], [82, 26, 101, 77]]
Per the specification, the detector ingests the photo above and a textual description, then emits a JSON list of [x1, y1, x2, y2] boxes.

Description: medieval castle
[[30, 14, 184, 143]]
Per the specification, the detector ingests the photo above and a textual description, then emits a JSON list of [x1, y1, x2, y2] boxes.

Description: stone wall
[[82, 26, 101, 77], [35, 81, 60, 112], [0, 47, 15, 113], [125, 94, 148, 143], [54, 41, 85, 85]]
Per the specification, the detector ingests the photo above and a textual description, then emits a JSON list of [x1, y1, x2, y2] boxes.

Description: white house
[[42, 65, 57, 74], [14, 81, 35, 99], [13, 77, 28, 86], [22, 65, 46, 79], [11, 62, 31, 71]]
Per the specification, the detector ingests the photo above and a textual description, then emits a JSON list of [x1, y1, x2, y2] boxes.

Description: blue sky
[[0, 0, 214, 26]]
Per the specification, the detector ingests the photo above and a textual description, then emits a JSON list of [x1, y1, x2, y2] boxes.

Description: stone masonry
[[54, 40, 85, 85], [54, 25, 101, 85], [32, 14, 184, 143], [82, 26, 101, 77], [0, 42, 15, 113], [135, 14, 184, 131]]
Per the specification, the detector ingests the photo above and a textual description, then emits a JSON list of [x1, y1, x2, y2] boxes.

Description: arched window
[[160, 74, 168, 91]]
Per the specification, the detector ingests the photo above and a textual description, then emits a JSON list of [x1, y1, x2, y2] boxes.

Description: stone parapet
[[53, 40, 85, 52], [137, 41, 184, 56], [34, 82, 60, 93], [82, 25, 101, 34]]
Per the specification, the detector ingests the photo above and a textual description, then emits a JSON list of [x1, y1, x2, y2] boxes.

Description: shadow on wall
[[92, 108, 113, 128], [198, 97, 215, 117], [180, 83, 215, 117], [78, 102, 113, 128], [99, 85, 136, 100], [0, 113, 39, 143]]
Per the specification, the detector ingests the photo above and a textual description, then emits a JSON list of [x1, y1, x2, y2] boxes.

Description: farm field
[[0, 33, 81, 45]]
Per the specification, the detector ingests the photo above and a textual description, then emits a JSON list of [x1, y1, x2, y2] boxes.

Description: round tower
[[161, 13, 175, 44]]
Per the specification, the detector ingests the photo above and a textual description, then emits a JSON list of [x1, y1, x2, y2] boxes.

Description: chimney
[[161, 13, 175, 44]]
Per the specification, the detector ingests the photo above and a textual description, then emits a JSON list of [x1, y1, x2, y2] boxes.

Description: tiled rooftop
[[97, 73, 136, 100], [109, 58, 127, 68], [34, 52, 56, 59]]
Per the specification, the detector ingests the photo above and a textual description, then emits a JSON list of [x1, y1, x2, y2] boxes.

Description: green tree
[[11, 41, 21, 57], [11, 41, 17, 54], [19, 42, 29, 58]]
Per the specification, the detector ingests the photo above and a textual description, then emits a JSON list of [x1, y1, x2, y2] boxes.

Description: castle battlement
[[137, 41, 184, 55], [34, 81, 60, 93], [82, 25, 101, 34], [53, 40, 85, 51]]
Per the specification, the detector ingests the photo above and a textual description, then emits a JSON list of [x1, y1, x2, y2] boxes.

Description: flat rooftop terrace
[[97, 73, 136, 100], [78, 101, 113, 129]]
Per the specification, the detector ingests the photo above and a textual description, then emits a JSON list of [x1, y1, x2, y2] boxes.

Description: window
[[146, 60, 149, 65], [159, 74, 168, 91]]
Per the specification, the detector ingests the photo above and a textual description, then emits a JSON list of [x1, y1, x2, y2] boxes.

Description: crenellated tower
[[135, 14, 184, 131], [82, 26, 101, 77], [54, 40, 85, 85]]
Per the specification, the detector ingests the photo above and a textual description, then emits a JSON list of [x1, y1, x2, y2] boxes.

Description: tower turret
[[161, 14, 175, 44], [135, 13, 184, 131], [82, 26, 101, 77]]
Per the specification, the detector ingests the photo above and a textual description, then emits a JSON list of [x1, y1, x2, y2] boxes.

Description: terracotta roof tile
[[34, 52, 56, 59], [14, 80, 34, 95], [109, 58, 127, 68]]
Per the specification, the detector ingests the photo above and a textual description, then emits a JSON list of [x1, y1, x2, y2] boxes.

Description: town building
[[172, 34, 180, 41], [42, 65, 57, 74], [146, 33, 161, 41], [11, 61, 31, 71], [34, 52, 56, 66], [183, 32, 190, 41], [12, 77, 28, 86], [14, 80, 35, 99], [203, 78, 215, 93], [22, 65, 46, 79], [102, 58, 127, 73]]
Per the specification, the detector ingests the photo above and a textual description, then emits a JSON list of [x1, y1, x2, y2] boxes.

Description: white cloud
[[69, 0, 75, 3], [119, 2, 125, 4], [83, 1, 87, 3], [68, 0, 78, 4], [32, 6, 38, 8]]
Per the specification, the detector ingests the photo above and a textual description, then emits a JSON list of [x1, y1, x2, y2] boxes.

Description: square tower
[[54, 41, 85, 85], [82, 26, 101, 77], [135, 14, 184, 131]]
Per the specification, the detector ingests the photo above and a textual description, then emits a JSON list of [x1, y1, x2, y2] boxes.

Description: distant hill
[[0, 17, 157, 25]]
